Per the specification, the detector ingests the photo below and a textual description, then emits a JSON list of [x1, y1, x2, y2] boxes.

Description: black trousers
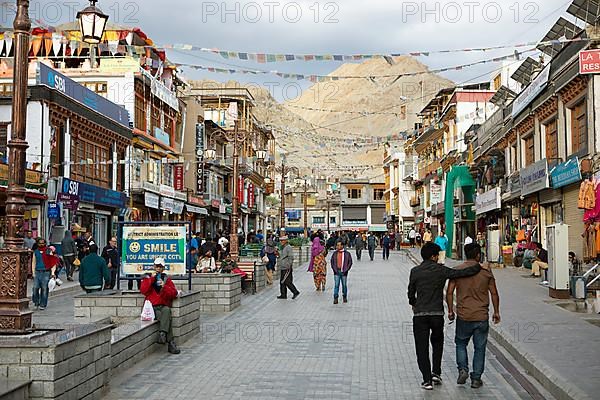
[[279, 268, 299, 298], [383, 246, 390, 260], [355, 248, 362, 260], [368, 246, 375, 260], [413, 315, 445, 383], [108, 267, 118, 289]]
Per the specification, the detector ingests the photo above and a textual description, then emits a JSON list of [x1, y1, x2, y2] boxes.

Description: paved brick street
[[102, 251, 544, 400]]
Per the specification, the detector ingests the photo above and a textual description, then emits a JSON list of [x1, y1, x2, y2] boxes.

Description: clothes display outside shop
[[579, 174, 600, 262]]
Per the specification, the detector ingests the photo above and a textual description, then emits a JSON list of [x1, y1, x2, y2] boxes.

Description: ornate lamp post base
[[0, 248, 33, 333]]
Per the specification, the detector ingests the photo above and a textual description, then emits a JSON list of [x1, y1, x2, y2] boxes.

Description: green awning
[[444, 166, 476, 258]]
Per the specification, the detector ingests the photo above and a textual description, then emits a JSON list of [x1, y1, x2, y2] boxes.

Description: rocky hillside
[[188, 56, 454, 177]]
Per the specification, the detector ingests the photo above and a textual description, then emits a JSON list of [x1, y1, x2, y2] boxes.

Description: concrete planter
[[175, 274, 242, 313], [0, 323, 112, 400]]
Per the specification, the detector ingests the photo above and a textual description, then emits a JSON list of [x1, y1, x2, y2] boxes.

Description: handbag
[[140, 300, 155, 321], [261, 255, 270, 264], [73, 258, 81, 266]]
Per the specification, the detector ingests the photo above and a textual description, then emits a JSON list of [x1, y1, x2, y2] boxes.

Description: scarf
[[308, 237, 325, 272]]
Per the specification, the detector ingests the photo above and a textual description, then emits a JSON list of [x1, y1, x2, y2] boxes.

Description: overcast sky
[[11, 0, 576, 100]]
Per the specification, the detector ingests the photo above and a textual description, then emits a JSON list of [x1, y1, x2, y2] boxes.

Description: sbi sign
[[47, 70, 66, 93]]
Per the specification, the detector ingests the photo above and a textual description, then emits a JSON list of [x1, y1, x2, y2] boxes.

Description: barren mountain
[[188, 56, 453, 177]]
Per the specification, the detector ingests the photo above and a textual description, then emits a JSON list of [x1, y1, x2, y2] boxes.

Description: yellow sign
[[0, 163, 42, 185], [98, 57, 140, 74]]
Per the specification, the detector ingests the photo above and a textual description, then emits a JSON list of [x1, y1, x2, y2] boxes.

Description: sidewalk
[[405, 248, 599, 400]]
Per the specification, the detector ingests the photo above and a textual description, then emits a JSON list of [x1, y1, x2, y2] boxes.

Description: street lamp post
[[77, 0, 109, 68], [0, 0, 33, 333], [303, 179, 309, 238], [267, 155, 298, 232]]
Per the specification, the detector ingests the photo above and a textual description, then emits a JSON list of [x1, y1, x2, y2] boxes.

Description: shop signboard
[[47, 202, 59, 219], [0, 163, 43, 190], [430, 183, 442, 205], [121, 225, 187, 275], [579, 49, 600, 74], [475, 187, 501, 215], [520, 159, 549, 196], [550, 157, 581, 189], [37, 63, 130, 127], [160, 184, 176, 199], [248, 183, 255, 209], [144, 192, 160, 209], [173, 164, 184, 191], [57, 193, 79, 210], [60, 177, 126, 208], [160, 197, 184, 214], [512, 63, 550, 118], [415, 209, 424, 223], [195, 123, 205, 194], [153, 127, 171, 147]]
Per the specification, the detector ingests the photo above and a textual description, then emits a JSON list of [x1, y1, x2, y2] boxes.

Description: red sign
[[238, 176, 244, 203], [173, 165, 184, 191], [579, 49, 600, 74], [248, 183, 254, 208], [188, 195, 206, 207]]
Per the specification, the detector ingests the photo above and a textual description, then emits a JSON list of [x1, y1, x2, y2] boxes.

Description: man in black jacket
[[407, 242, 483, 390]]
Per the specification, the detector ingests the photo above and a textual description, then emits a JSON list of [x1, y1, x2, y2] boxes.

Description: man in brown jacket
[[447, 243, 500, 389]]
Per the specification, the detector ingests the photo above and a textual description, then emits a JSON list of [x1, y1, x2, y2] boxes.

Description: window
[[347, 188, 362, 199], [134, 94, 147, 131], [82, 81, 108, 96], [312, 216, 325, 224], [329, 216, 336, 224], [373, 188, 385, 200], [524, 135, 534, 166], [570, 99, 587, 154], [544, 119, 558, 162], [71, 138, 110, 187]]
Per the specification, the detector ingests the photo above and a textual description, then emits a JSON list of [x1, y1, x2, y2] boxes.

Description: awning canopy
[[186, 204, 208, 215]]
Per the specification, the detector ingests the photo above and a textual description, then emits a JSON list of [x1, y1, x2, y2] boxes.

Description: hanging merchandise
[[578, 177, 596, 210]]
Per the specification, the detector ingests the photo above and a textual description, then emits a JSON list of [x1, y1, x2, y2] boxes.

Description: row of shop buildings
[[393, 16, 600, 262], [0, 23, 275, 250]]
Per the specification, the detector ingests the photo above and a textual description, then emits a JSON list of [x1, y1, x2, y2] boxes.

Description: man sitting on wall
[[531, 242, 549, 283], [140, 258, 181, 354]]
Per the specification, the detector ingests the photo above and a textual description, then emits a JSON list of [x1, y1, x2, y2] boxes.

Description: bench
[[237, 261, 257, 294]]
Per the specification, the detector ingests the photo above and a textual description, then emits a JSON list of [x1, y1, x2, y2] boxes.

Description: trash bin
[[571, 276, 586, 299]]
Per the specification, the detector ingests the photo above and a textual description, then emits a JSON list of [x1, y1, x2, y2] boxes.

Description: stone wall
[[171, 291, 201, 343], [73, 291, 200, 344], [110, 320, 160, 378], [0, 323, 112, 400], [175, 274, 241, 313]]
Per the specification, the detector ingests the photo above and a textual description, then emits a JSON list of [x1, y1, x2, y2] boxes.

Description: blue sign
[[47, 202, 60, 219], [37, 63, 130, 127], [153, 127, 171, 146], [550, 157, 582, 189], [61, 178, 127, 208]]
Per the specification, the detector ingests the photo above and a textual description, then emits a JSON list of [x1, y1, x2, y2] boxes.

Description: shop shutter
[[563, 183, 584, 259], [371, 206, 386, 224], [343, 207, 367, 220]]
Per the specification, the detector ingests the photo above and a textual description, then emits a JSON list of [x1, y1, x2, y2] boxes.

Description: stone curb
[[403, 250, 592, 400]]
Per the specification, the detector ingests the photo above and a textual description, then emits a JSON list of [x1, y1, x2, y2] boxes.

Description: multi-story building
[[410, 84, 495, 256], [0, 61, 131, 250], [471, 16, 600, 263], [339, 179, 387, 234], [183, 86, 275, 238], [383, 141, 417, 236]]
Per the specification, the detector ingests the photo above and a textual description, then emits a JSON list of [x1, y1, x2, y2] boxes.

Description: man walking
[[330, 240, 352, 304], [79, 244, 111, 293], [101, 237, 120, 289], [382, 233, 391, 260], [277, 235, 300, 300], [409, 227, 416, 248], [367, 232, 377, 261], [140, 258, 181, 354], [447, 243, 500, 388], [434, 230, 449, 265], [354, 234, 365, 261], [408, 242, 483, 390]]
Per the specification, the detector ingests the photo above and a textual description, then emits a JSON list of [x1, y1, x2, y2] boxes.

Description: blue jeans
[[333, 273, 347, 298], [32, 270, 50, 308], [455, 319, 489, 380]]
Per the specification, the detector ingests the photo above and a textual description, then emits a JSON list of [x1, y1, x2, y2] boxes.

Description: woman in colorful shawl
[[308, 236, 325, 272], [313, 246, 327, 291]]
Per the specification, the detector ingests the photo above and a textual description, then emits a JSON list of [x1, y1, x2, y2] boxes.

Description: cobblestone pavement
[[103, 250, 545, 400]]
